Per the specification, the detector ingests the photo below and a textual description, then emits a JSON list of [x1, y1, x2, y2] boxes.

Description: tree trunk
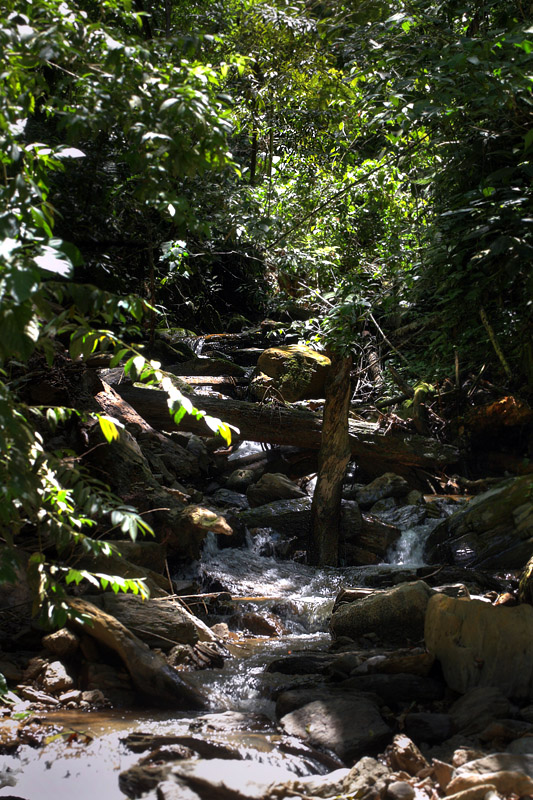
[[309, 354, 352, 566]]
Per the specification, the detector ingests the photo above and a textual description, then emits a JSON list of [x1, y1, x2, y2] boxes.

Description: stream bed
[[0, 504, 454, 800]]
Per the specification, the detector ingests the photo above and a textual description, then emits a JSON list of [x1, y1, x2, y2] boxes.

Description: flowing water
[[0, 497, 453, 800]]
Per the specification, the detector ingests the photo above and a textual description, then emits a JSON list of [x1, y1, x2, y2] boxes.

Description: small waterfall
[[386, 524, 432, 566]]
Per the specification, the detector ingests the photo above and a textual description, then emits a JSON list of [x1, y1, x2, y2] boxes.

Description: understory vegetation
[[1, 0, 532, 621]]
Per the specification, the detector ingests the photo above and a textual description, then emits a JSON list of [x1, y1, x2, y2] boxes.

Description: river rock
[[239, 497, 312, 537], [280, 693, 391, 763], [356, 473, 411, 507], [111, 540, 167, 573], [92, 594, 216, 649], [38, 660, 75, 694], [172, 505, 234, 558], [42, 628, 80, 657], [209, 488, 250, 510], [447, 753, 533, 796], [276, 757, 388, 800], [225, 468, 259, 492], [449, 687, 511, 734], [424, 475, 533, 568], [253, 344, 331, 402], [425, 593, 533, 698], [330, 581, 434, 644], [386, 734, 429, 775], [345, 514, 400, 565], [246, 472, 307, 507]]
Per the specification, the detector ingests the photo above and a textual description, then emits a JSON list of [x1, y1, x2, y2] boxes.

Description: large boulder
[[425, 593, 533, 698], [424, 475, 533, 568], [355, 473, 411, 508], [330, 581, 434, 644], [246, 473, 307, 507], [251, 345, 331, 402], [279, 693, 391, 764]]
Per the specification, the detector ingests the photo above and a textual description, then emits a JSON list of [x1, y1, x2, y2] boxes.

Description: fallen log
[[67, 597, 207, 709], [115, 385, 459, 480]]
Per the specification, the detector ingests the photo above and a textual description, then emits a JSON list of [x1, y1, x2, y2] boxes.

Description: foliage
[[0, 0, 240, 626], [1, 0, 532, 624]]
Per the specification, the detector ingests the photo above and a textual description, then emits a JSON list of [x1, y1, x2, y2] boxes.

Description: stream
[[0, 493, 455, 800]]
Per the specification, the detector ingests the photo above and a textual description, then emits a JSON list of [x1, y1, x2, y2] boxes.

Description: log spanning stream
[[0, 510, 447, 800]]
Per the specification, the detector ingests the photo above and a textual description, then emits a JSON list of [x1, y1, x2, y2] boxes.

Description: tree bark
[[309, 353, 352, 566], [114, 384, 459, 482]]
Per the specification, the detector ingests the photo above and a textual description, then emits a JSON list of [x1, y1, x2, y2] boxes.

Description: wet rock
[[345, 514, 401, 565], [246, 473, 306, 507], [370, 497, 398, 514], [39, 660, 75, 694], [42, 628, 80, 658], [356, 473, 411, 508], [424, 475, 533, 568], [404, 711, 453, 744], [225, 468, 258, 492], [235, 611, 286, 637], [330, 581, 434, 645], [252, 344, 331, 403], [280, 693, 391, 763], [371, 504, 428, 529], [210, 488, 249, 510], [425, 593, 533, 698], [93, 593, 216, 649], [239, 497, 312, 537]]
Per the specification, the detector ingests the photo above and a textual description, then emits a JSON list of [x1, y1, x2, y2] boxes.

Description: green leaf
[[98, 415, 121, 443]]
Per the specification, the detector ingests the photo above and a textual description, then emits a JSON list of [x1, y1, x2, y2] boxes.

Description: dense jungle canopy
[[1, 0, 532, 622]]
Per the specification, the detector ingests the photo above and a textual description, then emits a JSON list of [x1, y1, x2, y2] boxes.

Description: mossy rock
[[254, 345, 331, 402]]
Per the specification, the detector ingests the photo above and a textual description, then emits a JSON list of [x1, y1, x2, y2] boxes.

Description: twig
[[479, 307, 512, 380], [369, 312, 410, 366]]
